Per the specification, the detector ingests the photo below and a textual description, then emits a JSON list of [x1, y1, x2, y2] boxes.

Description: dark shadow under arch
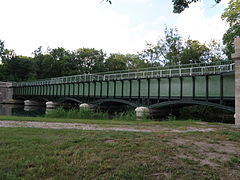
[[14, 96, 27, 100], [31, 97, 49, 102], [149, 100, 235, 112], [92, 99, 138, 108], [57, 97, 82, 104]]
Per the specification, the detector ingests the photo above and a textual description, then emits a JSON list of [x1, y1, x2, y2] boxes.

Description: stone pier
[[24, 100, 45, 106], [232, 37, 240, 125], [46, 101, 61, 109], [79, 103, 94, 109], [0, 82, 15, 104], [135, 107, 150, 120]]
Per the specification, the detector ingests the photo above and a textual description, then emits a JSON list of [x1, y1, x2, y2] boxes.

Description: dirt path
[[0, 120, 154, 132], [0, 120, 221, 133]]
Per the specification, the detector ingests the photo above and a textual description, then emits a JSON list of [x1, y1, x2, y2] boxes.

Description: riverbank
[[0, 120, 240, 179], [0, 115, 196, 126]]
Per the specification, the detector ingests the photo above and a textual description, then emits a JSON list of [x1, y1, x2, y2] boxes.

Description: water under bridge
[[9, 61, 235, 113]]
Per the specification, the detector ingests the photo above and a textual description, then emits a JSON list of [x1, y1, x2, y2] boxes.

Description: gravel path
[[0, 121, 153, 132], [0, 120, 221, 133]]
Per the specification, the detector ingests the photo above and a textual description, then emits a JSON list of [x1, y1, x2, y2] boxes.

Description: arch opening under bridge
[[149, 100, 235, 112]]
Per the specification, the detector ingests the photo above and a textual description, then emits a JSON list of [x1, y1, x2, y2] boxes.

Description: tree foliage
[[140, 27, 184, 65], [0, 40, 153, 82], [0, 27, 226, 82], [172, 0, 221, 13], [221, 0, 240, 58], [105, 0, 221, 13], [140, 27, 225, 65]]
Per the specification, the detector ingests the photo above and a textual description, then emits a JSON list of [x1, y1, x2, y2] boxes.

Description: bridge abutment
[[0, 82, 22, 104], [232, 37, 240, 125]]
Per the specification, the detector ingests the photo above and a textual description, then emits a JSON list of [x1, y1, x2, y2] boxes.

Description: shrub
[[45, 107, 109, 120]]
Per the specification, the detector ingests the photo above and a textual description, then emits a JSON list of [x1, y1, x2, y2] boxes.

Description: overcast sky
[[0, 0, 230, 56]]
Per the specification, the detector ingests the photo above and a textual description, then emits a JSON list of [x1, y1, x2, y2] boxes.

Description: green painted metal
[[150, 79, 158, 97], [116, 81, 122, 97], [160, 78, 169, 97], [12, 62, 235, 111], [12, 61, 234, 87], [171, 78, 180, 97], [131, 80, 138, 97], [195, 76, 206, 97], [123, 80, 130, 97]]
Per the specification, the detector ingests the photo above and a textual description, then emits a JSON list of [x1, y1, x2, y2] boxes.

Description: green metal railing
[[12, 61, 235, 87]]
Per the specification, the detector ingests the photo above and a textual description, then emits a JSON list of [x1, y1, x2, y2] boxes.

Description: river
[[0, 104, 46, 117]]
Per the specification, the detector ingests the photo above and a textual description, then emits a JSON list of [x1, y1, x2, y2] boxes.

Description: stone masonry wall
[[0, 82, 13, 104], [232, 37, 240, 125]]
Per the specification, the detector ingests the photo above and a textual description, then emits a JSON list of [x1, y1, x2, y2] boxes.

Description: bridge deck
[[12, 61, 235, 112], [12, 61, 234, 87]]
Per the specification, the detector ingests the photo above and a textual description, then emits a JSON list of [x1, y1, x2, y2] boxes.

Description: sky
[[0, 0, 230, 56]]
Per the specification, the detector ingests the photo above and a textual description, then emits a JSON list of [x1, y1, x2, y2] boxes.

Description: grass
[[0, 127, 240, 179]]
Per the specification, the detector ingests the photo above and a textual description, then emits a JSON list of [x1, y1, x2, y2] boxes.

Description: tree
[[140, 27, 225, 65], [49, 47, 73, 77], [73, 48, 106, 74], [4, 56, 34, 81], [140, 27, 184, 65], [221, 0, 240, 59], [207, 39, 226, 62], [0, 40, 4, 62], [105, 53, 149, 71], [172, 0, 221, 13], [221, 0, 240, 26], [180, 39, 209, 64], [0, 40, 15, 64], [104, 54, 127, 71], [32, 47, 76, 78], [0, 64, 8, 81], [105, 0, 221, 13]]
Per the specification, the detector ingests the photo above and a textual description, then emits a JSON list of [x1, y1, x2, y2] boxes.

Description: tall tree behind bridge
[[140, 27, 226, 66], [221, 0, 240, 59]]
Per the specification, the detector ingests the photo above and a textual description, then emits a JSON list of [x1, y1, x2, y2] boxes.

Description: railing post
[[232, 37, 240, 125], [230, 64, 233, 71]]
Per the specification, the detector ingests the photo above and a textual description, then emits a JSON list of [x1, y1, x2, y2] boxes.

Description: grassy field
[[0, 117, 240, 179]]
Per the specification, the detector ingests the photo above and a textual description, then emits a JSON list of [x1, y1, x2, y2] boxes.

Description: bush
[[46, 107, 66, 118], [45, 107, 109, 120], [165, 113, 176, 121], [113, 111, 137, 121]]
